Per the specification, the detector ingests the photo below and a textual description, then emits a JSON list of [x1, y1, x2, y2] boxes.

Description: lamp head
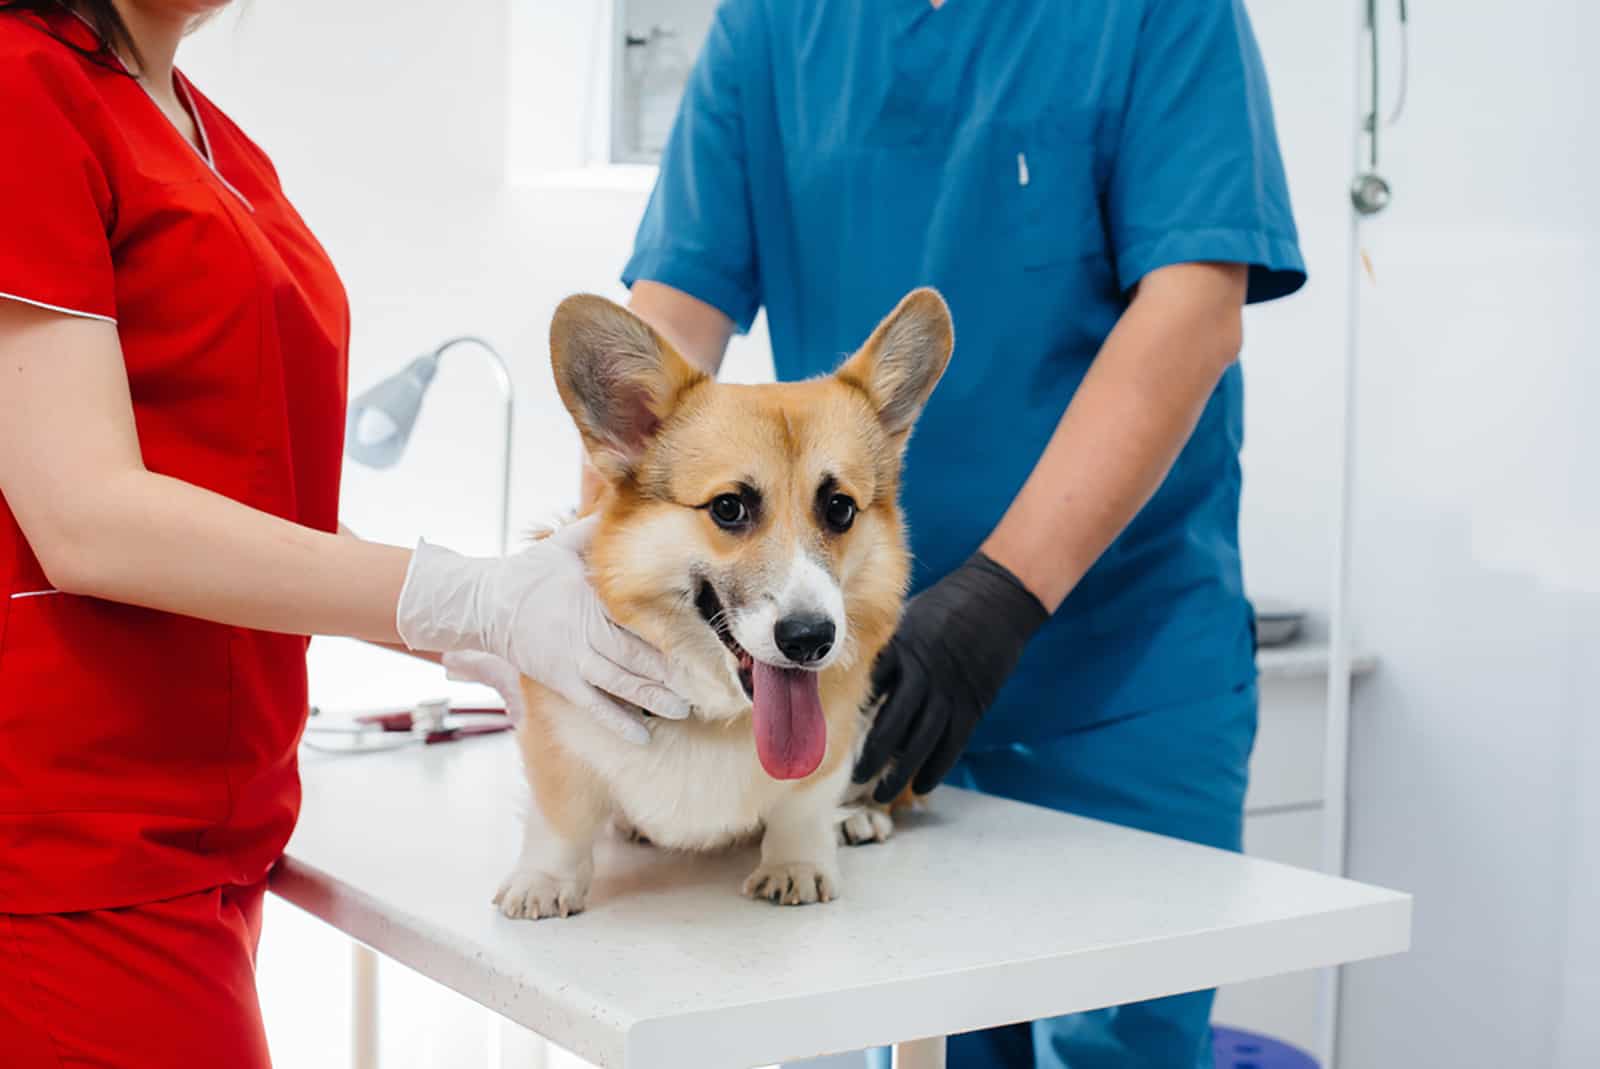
[[344, 353, 440, 469]]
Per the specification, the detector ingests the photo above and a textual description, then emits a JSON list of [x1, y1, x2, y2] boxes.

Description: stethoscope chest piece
[[1350, 172, 1393, 216]]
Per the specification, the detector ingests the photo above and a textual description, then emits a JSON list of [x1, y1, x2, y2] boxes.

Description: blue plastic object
[[1211, 1026, 1319, 1069]]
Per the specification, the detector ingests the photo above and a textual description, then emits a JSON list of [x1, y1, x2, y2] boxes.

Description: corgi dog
[[494, 288, 952, 919]]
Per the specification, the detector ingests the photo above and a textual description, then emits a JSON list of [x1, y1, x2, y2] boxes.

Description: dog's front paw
[[742, 861, 839, 906], [493, 868, 590, 920], [838, 806, 894, 846]]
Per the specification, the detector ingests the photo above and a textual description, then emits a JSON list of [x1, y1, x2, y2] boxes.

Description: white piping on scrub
[[63, 7, 254, 213], [172, 75, 256, 213], [9, 589, 61, 600], [0, 292, 115, 325]]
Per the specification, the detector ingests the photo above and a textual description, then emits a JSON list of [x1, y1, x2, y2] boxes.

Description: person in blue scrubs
[[616, 2, 1305, 1065]]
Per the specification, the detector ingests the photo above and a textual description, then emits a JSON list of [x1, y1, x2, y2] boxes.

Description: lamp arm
[[432, 337, 515, 556]]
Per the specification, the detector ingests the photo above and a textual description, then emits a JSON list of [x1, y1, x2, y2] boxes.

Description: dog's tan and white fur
[[494, 288, 952, 919]]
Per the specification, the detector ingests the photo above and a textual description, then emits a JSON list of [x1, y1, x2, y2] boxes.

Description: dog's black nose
[[774, 613, 836, 665]]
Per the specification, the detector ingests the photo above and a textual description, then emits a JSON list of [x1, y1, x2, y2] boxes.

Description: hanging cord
[[1385, 0, 1410, 127]]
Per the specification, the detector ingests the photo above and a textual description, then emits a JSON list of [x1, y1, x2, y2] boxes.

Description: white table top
[[276, 734, 1409, 1069]]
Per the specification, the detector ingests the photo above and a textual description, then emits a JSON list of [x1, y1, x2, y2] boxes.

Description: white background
[[173, 1, 1596, 1066]]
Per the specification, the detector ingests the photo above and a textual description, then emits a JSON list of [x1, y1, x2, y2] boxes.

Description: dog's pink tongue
[[751, 661, 827, 780]]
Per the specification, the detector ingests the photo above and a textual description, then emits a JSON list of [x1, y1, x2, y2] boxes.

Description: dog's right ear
[[550, 294, 704, 481]]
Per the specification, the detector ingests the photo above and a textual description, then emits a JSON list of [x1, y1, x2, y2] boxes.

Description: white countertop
[[276, 734, 1409, 1068]]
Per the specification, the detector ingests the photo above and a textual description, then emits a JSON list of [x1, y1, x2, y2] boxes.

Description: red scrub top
[[0, 12, 349, 914]]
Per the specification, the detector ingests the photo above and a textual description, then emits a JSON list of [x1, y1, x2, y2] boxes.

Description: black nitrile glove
[[854, 552, 1049, 802]]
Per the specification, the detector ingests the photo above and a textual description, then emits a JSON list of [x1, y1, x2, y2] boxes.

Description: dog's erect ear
[[836, 288, 953, 442], [550, 294, 704, 479]]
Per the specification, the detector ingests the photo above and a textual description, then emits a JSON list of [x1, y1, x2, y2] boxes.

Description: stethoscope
[[1351, 0, 1410, 217]]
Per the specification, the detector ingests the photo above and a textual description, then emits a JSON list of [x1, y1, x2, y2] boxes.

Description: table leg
[[891, 1036, 947, 1069], [352, 942, 379, 1069]]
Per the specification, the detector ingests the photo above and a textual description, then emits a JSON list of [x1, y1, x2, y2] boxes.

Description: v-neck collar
[[57, 7, 255, 212]]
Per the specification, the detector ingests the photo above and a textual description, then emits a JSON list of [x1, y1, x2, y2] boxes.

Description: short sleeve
[[0, 48, 117, 322], [1106, 0, 1306, 304], [621, 1, 761, 332]]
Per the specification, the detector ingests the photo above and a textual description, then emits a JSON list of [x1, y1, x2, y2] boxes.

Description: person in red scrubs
[[0, 3, 688, 1065]]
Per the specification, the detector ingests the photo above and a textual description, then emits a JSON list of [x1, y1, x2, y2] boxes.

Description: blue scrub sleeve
[[1106, 0, 1306, 304], [622, 2, 761, 332]]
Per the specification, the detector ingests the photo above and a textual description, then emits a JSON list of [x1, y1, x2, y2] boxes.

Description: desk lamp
[[344, 336, 513, 555]]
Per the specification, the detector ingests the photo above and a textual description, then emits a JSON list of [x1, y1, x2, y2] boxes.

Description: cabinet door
[[611, 0, 722, 163], [1247, 676, 1331, 813]]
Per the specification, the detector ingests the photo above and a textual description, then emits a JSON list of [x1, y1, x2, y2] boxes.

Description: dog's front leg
[[494, 799, 603, 920], [743, 770, 848, 906], [495, 725, 611, 920]]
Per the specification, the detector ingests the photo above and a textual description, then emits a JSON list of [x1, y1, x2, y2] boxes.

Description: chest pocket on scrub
[[1004, 112, 1106, 271]]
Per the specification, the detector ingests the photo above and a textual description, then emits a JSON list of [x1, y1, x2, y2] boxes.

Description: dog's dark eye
[[709, 493, 750, 530], [824, 493, 857, 533]]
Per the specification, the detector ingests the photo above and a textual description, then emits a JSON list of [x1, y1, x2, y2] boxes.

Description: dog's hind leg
[[838, 805, 894, 846], [836, 776, 915, 846]]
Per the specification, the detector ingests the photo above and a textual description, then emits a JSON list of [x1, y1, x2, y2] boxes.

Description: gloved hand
[[442, 650, 528, 725], [854, 552, 1048, 802], [397, 516, 689, 745]]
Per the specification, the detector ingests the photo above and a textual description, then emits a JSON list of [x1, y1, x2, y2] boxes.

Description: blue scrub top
[[624, 0, 1306, 746]]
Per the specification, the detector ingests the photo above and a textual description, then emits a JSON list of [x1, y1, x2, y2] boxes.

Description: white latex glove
[[442, 650, 528, 725], [396, 516, 688, 744]]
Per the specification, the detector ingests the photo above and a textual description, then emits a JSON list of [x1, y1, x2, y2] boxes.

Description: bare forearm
[[982, 263, 1247, 611], [337, 522, 440, 660], [52, 471, 411, 642], [627, 280, 735, 374]]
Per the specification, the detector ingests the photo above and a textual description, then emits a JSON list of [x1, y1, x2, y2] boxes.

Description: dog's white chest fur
[[551, 704, 822, 850]]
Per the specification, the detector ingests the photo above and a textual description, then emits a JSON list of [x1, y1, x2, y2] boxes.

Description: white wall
[[1557, 642, 1599, 1069], [1338, 1, 1597, 1067]]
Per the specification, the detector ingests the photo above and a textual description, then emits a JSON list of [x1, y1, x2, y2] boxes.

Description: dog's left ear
[[836, 288, 953, 443], [550, 294, 705, 480]]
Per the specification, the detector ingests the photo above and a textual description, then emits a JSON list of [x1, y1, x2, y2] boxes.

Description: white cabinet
[[608, 0, 719, 163], [1248, 649, 1376, 815], [504, 0, 717, 184]]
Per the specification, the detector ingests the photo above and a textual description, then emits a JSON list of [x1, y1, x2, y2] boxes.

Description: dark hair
[[0, 0, 141, 73]]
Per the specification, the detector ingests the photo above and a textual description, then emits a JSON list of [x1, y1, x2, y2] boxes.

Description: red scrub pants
[[0, 880, 272, 1068]]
